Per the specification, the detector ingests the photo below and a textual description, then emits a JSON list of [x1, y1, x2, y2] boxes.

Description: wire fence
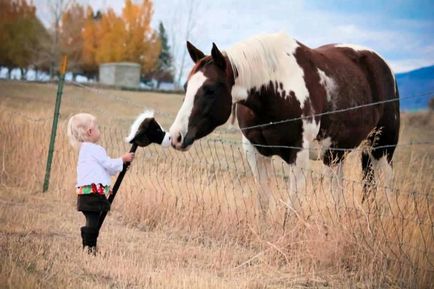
[[1, 81, 433, 288], [0, 109, 433, 288]]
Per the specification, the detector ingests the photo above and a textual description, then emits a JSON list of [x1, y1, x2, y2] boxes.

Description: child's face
[[87, 122, 101, 143]]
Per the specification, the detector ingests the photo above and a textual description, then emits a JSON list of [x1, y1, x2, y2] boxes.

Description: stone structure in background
[[99, 62, 140, 88]]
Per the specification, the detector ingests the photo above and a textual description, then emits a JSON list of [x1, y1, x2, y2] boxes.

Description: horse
[[169, 33, 400, 215]]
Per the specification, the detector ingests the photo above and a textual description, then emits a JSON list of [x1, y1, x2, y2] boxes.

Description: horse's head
[[126, 111, 171, 147], [170, 42, 234, 150]]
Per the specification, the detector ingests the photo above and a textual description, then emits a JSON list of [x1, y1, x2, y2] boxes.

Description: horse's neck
[[228, 33, 303, 103], [231, 49, 313, 109]]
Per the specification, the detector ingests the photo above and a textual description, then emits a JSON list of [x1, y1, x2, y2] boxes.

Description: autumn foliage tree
[[58, 2, 86, 77], [78, 0, 161, 78], [0, 0, 50, 79], [0, 0, 165, 82]]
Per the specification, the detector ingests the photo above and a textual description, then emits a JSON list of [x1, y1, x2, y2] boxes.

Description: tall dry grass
[[0, 81, 433, 288]]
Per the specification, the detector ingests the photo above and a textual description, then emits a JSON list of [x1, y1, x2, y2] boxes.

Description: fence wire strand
[[1, 84, 433, 288]]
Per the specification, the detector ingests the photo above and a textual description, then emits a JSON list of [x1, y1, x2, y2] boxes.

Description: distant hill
[[395, 65, 434, 111]]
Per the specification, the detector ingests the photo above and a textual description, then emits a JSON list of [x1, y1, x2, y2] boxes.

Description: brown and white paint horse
[[169, 33, 400, 214]]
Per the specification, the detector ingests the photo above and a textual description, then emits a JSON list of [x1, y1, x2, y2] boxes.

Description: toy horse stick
[[98, 110, 170, 230], [98, 143, 137, 230]]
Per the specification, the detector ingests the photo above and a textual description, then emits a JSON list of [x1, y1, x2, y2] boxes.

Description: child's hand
[[122, 152, 135, 163]]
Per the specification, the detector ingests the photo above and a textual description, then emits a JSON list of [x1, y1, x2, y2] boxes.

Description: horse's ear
[[211, 43, 226, 70], [187, 41, 205, 63]]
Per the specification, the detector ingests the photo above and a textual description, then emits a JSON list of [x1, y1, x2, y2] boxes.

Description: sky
[[33, 0, 434, 75]]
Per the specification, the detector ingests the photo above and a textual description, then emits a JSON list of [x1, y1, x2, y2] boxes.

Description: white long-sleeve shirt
[[76, 142, 123, 187]]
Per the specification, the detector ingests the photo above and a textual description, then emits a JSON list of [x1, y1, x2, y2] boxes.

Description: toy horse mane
[[125, 110, 155, 143]]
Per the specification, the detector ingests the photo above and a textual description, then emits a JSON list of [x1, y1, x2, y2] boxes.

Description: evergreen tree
[[155, 21, 174, 87]]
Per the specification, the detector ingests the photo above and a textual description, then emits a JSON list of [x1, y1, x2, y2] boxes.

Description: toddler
[[67, 113, 134, 254]]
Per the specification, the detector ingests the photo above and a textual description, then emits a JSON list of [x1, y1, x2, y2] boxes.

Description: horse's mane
[[224, 32, 299, 89]]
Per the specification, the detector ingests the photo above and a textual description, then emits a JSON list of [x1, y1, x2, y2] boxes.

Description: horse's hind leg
[[323, 150, 345, 209], [363, 112, 399, 206], [362, 140, 396, 205], [361, 151, 376, 202]]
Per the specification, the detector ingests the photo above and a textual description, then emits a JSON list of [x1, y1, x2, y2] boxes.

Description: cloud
[[32, 0, 434, 77]]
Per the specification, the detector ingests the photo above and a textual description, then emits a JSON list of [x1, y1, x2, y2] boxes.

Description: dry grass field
[[0, 80, 433, 289]]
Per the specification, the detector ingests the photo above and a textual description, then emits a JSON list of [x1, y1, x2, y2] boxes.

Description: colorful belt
[[76, 183, 110, 196]]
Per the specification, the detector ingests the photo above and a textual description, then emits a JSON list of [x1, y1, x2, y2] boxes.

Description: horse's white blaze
[[169, 72, 207, 140], [317, 68, 337, 102], [125, 110, 154, 143], [225, 33, 309, 109]]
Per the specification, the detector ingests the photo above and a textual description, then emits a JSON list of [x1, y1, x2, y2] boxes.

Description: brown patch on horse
[[237, 81, 304, 163]]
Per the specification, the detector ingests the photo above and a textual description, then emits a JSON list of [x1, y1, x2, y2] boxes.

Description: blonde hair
[[67, 113, 97, 149]]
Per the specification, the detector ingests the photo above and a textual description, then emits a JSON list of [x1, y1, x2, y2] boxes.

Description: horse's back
[[312, 43, 399, 150]]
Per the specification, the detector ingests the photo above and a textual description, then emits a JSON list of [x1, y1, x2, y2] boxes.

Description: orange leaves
[[81, 7, 98, 74], [0, 0, 49, 69], [59, 3, 86, 71], [0, 0, 161, 77], [95, 8, 127, 64], [72, 0, 161, 75]]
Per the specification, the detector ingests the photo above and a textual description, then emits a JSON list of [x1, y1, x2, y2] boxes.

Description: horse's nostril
[[177, 134, 182, 143]]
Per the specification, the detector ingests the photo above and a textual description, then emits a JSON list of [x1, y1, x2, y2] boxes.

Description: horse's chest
[[237, 104, 305, 164]]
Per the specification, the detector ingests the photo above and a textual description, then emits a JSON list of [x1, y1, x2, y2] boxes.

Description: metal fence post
[[43, 56, 68, 192]]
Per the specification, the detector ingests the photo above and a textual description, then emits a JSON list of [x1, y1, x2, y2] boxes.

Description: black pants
[[82, 211, 101, 229], [81, 211, 101, 249]]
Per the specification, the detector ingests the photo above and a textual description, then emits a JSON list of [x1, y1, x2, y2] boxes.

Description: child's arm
[[94, 146, 133, 176]]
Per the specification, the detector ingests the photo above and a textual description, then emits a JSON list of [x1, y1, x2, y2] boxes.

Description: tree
[[167, 0, 201, 88], [59, 2, 86, 79], [95, 8, 126, 64], [0, 0, 50, 79], [47, 0, 72, 78], [80, 7, 100, 79], [153, 21, 174, 88], [121, 0, 160, 74]]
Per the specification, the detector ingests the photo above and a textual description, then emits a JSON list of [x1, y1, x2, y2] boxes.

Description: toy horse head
[[126, 110, 171, 147]]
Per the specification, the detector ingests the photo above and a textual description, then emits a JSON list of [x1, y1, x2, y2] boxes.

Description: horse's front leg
[[242, 136, 273, 221], [287, 148, 309, 213], [322, 161, 344, 208]]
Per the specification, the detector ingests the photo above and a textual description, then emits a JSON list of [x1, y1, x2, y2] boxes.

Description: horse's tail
[[229, 103, 237, 125]]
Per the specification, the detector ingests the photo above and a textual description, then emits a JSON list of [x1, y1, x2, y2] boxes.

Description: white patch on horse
[[225, 33, 309, 108], [335, 44, 396, 94], [242, 135, 273, 215], [309, 137, 332, 160], [302, 119, 320, 145], [169, 72, 207, 138], [231, 84, 248, 102], [125, 110, 154, 143], [317, 68, 337, 102]]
